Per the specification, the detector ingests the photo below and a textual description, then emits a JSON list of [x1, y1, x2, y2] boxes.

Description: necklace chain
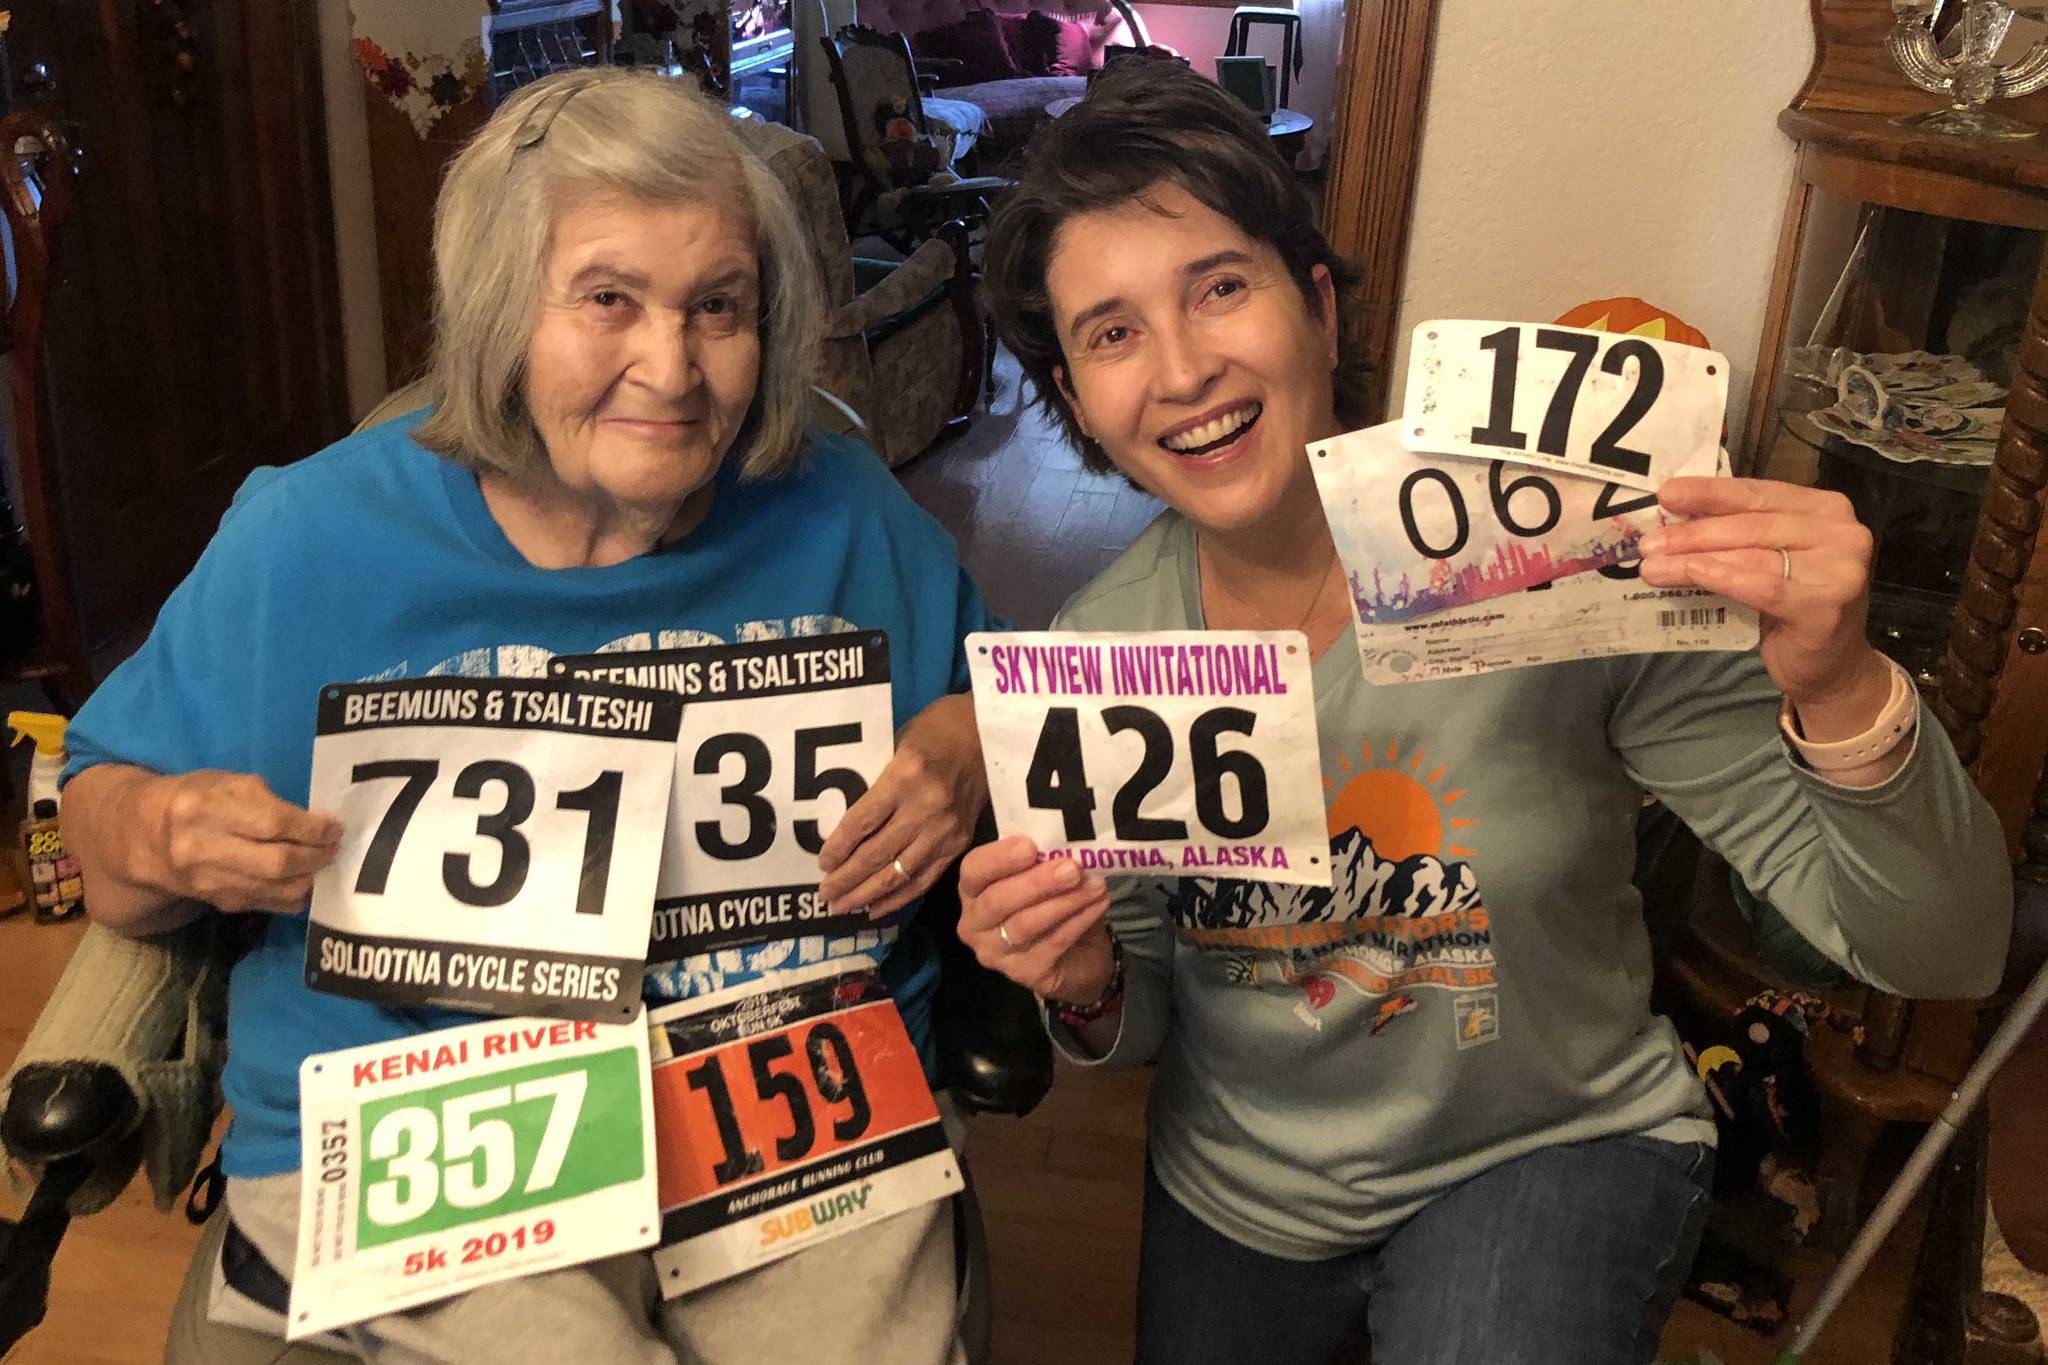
[[1206, 545, 1340, 633]]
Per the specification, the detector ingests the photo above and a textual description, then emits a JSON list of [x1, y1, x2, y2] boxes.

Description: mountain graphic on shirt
[[1165, 826, 1483, 931]]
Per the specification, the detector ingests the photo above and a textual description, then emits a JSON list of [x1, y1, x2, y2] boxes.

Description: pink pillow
[[911, 10, 1024, 85]]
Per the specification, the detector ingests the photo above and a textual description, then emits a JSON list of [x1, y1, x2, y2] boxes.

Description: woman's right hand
[[958, 835, 1116, 1005], [128, 769, 342, 913]]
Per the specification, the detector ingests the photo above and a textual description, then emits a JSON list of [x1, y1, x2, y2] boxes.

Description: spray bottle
[[9, 711, 84, 924]]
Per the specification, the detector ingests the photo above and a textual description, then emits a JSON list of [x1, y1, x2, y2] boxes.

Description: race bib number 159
[[968, 631, 1329, 885]]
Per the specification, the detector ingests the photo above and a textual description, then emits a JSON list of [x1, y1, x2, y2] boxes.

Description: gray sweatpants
[[192, 1101, 969, 1365]]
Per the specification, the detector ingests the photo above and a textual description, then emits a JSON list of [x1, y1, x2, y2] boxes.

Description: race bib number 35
[[648, 968, 958, 1295], [968, 631, 1329, 885], [552, 632, 894, 963], [289, 1013, 658, 1340], [1403, 319, 1728, 490], [306, 678, 681, 1023]]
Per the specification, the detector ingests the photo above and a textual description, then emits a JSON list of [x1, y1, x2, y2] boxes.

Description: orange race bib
[[647, 969, 960, 1295]]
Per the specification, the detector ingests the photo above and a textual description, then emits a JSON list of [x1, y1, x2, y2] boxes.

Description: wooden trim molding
[[1318, 0, 1443, 423], [1933, 267, 2048, 856], [0, 115, 96, 710]]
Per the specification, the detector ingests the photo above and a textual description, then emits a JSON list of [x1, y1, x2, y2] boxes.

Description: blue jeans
[[1135, 1134, 1713, 1365]]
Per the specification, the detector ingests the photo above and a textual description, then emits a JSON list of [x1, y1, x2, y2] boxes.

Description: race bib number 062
[[306, 678, 681, 1023], [1403, 319, 1728, 490], [968, 631, 1328, 885], [289, 1013, 658, 1340], [553, 632, 895, 963]]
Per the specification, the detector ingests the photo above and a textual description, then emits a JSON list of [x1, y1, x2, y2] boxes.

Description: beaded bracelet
[[1049, 931, 1125, 1031]]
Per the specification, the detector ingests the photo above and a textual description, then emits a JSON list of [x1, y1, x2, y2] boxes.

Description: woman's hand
[[64, 764, 342, 931], [132, 770, 343, 913], [816, 694, 987, 919], [1640, 477, 1894, 738], [957, 836, 1116, 1004]]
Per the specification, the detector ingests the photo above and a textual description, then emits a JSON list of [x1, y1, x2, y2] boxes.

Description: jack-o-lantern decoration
[[1554, 296, 1711, 351]]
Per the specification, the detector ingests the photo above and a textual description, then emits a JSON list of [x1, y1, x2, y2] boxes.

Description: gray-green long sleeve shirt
[[1049, 511, 2012, 1261]]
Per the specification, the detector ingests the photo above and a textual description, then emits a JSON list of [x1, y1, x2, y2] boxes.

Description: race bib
[[1315, 429, 1702, 626], [1312, 422, 1757, 684], [305, 678, 680, 1023], [967, 631, 1329, 885], [289, 1013, 659, 1340], [1403, 319, 1728, 490], [551, 633, 895, 963], [647, 966, 958, 1295]]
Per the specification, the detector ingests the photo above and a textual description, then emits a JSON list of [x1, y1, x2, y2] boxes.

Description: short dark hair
[[983, 62, 1371, 475]]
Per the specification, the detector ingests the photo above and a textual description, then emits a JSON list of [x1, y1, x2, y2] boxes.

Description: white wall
[[317, 0, 388, 420], [1392, 1, 1815, 452], [1133, 4, 1234, 75]]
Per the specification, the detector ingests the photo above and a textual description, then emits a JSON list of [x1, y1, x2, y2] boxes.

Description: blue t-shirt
[[64, 414, 994, 1178]]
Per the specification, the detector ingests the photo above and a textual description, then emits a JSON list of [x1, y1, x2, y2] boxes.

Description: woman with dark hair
[[956, 62, 2011, 1363]]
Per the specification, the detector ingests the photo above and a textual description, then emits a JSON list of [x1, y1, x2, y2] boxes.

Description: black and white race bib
[[552, 633, 894, 962], [305, 678, 680, 1023], [1403, 319, 1728, 491], [968, 631, 1329, 885]]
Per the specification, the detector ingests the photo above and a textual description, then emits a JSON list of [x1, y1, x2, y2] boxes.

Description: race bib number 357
[[289, 1013, 658, 1340], [968, 631, 1329, 885], [552, 632, 895, 963], [306, 678, 681, 1023]]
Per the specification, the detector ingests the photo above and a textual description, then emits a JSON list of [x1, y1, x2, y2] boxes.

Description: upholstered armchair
[[735, 116, 988, 465]]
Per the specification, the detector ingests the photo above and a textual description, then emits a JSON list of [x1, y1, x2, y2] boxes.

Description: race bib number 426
[[967, 631, 1329, 885], [306, 678, 681, 1023], [289, 1013, 658, 1340], [552, 633, 895, 963]]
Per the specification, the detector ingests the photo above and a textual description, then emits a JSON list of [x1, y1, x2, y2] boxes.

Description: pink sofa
[[855, 0, 1149, 146]]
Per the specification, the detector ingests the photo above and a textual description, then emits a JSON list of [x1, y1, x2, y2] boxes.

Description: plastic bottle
[[9, 711, 84, 924]]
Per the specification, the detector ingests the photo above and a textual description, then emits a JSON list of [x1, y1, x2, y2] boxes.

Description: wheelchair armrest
[[937, 959, 1054, 1118], [924, 830, 1054, 1117], [2, 1061, 140, 1166]]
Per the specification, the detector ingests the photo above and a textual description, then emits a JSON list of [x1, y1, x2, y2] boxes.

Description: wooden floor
[[2, 356, 1926, 1363]]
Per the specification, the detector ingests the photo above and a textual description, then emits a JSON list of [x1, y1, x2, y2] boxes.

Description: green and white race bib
[[288, 1013, 659, 1339]]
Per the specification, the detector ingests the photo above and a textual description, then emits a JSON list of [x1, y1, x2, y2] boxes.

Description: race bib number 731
[[967, 631, 1329, 885], [306, 678, 681, 1023]]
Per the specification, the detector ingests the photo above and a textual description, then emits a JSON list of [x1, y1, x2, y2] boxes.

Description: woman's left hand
[[816, 693, 987, 919], [1639, 476, 1893, 733]]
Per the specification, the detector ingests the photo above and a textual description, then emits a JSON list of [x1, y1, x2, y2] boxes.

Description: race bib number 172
[[968, 631, 1329, 885], [1403, 319, 1729, 491], [306, 678, 681, 1023]]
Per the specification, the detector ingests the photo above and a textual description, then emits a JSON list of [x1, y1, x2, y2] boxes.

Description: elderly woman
[[62, 70, 986, 1363], [958, 64, 2013, 1364]]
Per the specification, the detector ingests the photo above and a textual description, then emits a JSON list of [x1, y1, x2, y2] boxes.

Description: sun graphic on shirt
[[1323, 737, 1476, 861]]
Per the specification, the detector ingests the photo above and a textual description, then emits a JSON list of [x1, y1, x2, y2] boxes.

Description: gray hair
[[412, 69, 821, 482]]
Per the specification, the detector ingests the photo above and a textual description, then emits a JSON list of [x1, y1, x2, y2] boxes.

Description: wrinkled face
[[523, 192, 761, 519], [1046, 182, 1339, 537]]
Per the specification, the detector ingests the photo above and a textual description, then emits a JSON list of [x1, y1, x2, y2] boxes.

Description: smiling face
[[1046, 182, 1340, 538], [522, 191, 762, 525]]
